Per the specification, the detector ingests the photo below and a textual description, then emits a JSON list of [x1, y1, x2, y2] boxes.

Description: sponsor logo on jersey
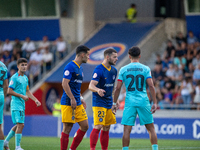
[[87, 43, 126, 65], [104, 83, 114, 87], [74, 79, 82, 83]]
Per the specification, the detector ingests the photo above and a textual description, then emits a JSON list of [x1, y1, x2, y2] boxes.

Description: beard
[[108, 60, 115, 65]]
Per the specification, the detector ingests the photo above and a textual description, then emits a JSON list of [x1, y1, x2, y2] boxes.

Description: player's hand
[[151, 104, 157, 114], [81, 99, 87, 109], [22, 95, 29, 101], [71, 98, 77, 109], [97, 89, 106, 97], [111, 105, 117, 115], [35, 100, 41, 107]]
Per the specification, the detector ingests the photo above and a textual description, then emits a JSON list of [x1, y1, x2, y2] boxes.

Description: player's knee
[[94, 125, 103, 130], [81, 124, 89, 131]]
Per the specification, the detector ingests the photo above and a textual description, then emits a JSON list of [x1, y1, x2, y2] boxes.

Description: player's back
[[0, 61, 7, 94], [118, 62, 151, 107]]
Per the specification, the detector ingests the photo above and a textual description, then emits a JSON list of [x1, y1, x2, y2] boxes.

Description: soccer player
[[89, 48, 118, 150], [0, 61, 8, 150], [113, 46, 158, 150], [4, 58, 41, 150], [60, 45, 90, 150]]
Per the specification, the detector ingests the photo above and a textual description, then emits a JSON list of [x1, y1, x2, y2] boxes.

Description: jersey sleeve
[[92, 68, 101, 82], [9, 77, 17, 90], [117, 68, 124, 82], [63, 65, 73, 80], [146, 67, 152, 79]]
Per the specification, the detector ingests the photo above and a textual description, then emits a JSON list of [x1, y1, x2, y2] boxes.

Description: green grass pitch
[[6, 137, 200, 150]]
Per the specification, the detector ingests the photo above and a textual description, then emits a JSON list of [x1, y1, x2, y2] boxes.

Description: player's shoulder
[[64, 61, 74, 70], [94, 64, 104, 72], [0, 61, 7, 70], [138, 63, 150, 71], [119, 63, 130, 72], [95, 64, 103, 69], [10, 72, 18, 80]]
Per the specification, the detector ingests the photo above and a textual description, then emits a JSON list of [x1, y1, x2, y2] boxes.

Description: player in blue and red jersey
[[89, 48, 118, 150], [60, 45, 90, 150], [113, 46, 158, 150]]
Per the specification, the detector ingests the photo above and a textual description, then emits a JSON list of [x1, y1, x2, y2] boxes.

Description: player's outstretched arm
[[89, 80, 105, 97], [26, 90, 41, 107], [3, 79, 8, 99], [7, 87, 29, 101], [146, 78, 157, 114], [62, 78, 77, 109]]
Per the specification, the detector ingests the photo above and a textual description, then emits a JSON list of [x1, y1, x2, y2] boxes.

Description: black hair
[[131, 4, 136, 7], [128, 46, 140, 58], [104, 48, 117, 57], [76, 45, 90, 55], [17, 58, 28, 65]]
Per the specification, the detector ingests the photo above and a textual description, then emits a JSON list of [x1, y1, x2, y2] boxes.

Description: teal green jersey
[[9, 72, 29, 111], [0, 61, 8, 95], [118, 62, 152, 107]]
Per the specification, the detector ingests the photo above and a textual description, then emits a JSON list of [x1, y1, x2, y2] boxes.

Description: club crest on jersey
[[93, 73, 97, 78], [113, 75, 115, 80], [9, 80, 14, 86], [99, 118, 103, 122], [64, 70, 70, 76]]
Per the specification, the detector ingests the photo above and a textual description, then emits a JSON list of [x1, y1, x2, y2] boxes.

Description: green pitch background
[[7, 137, 200, 150]]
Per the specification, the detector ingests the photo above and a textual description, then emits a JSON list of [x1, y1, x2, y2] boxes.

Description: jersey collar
[[102, 63, 111, 71], [17, 72, 24, 76], [73, 60, 80, 68]]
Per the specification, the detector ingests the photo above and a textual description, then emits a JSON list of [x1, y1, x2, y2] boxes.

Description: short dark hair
[[128, 46, 140, 58], [17, 58, 28, 65], [104, 48, 117, 57], [76, 45, 90, 55], [131, 4, 136, 7]]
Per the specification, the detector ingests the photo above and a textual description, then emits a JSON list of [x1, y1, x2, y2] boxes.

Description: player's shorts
[[61, 104, 88, 123], [121, 105, 154, 126], [0, 96, 4, 124], [11, 110, 25, 124], [92, 107, 116, 126]]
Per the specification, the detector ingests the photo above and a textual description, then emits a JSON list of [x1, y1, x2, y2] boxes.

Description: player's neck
[[73, 58, 82, 67], [131, 59, 139, 63], [18, 71, 24, 76], [102, 60, 111, 69]]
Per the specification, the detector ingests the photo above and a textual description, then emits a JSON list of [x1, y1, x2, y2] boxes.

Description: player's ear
[[138, 55, 141, 58], [128, 54, 131, 59]]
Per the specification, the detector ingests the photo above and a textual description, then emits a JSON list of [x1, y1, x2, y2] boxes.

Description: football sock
[[0, 140, 4, 150], [60, 132, 69, 150], [70, 129, 86, 150], [15, 134, 22, 147], [5, 129, 15, 142], [90, 128, 100, 149], [100, 130, 109, 150], [122, 147, 129, 150], [152, 144, 158, 150]]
